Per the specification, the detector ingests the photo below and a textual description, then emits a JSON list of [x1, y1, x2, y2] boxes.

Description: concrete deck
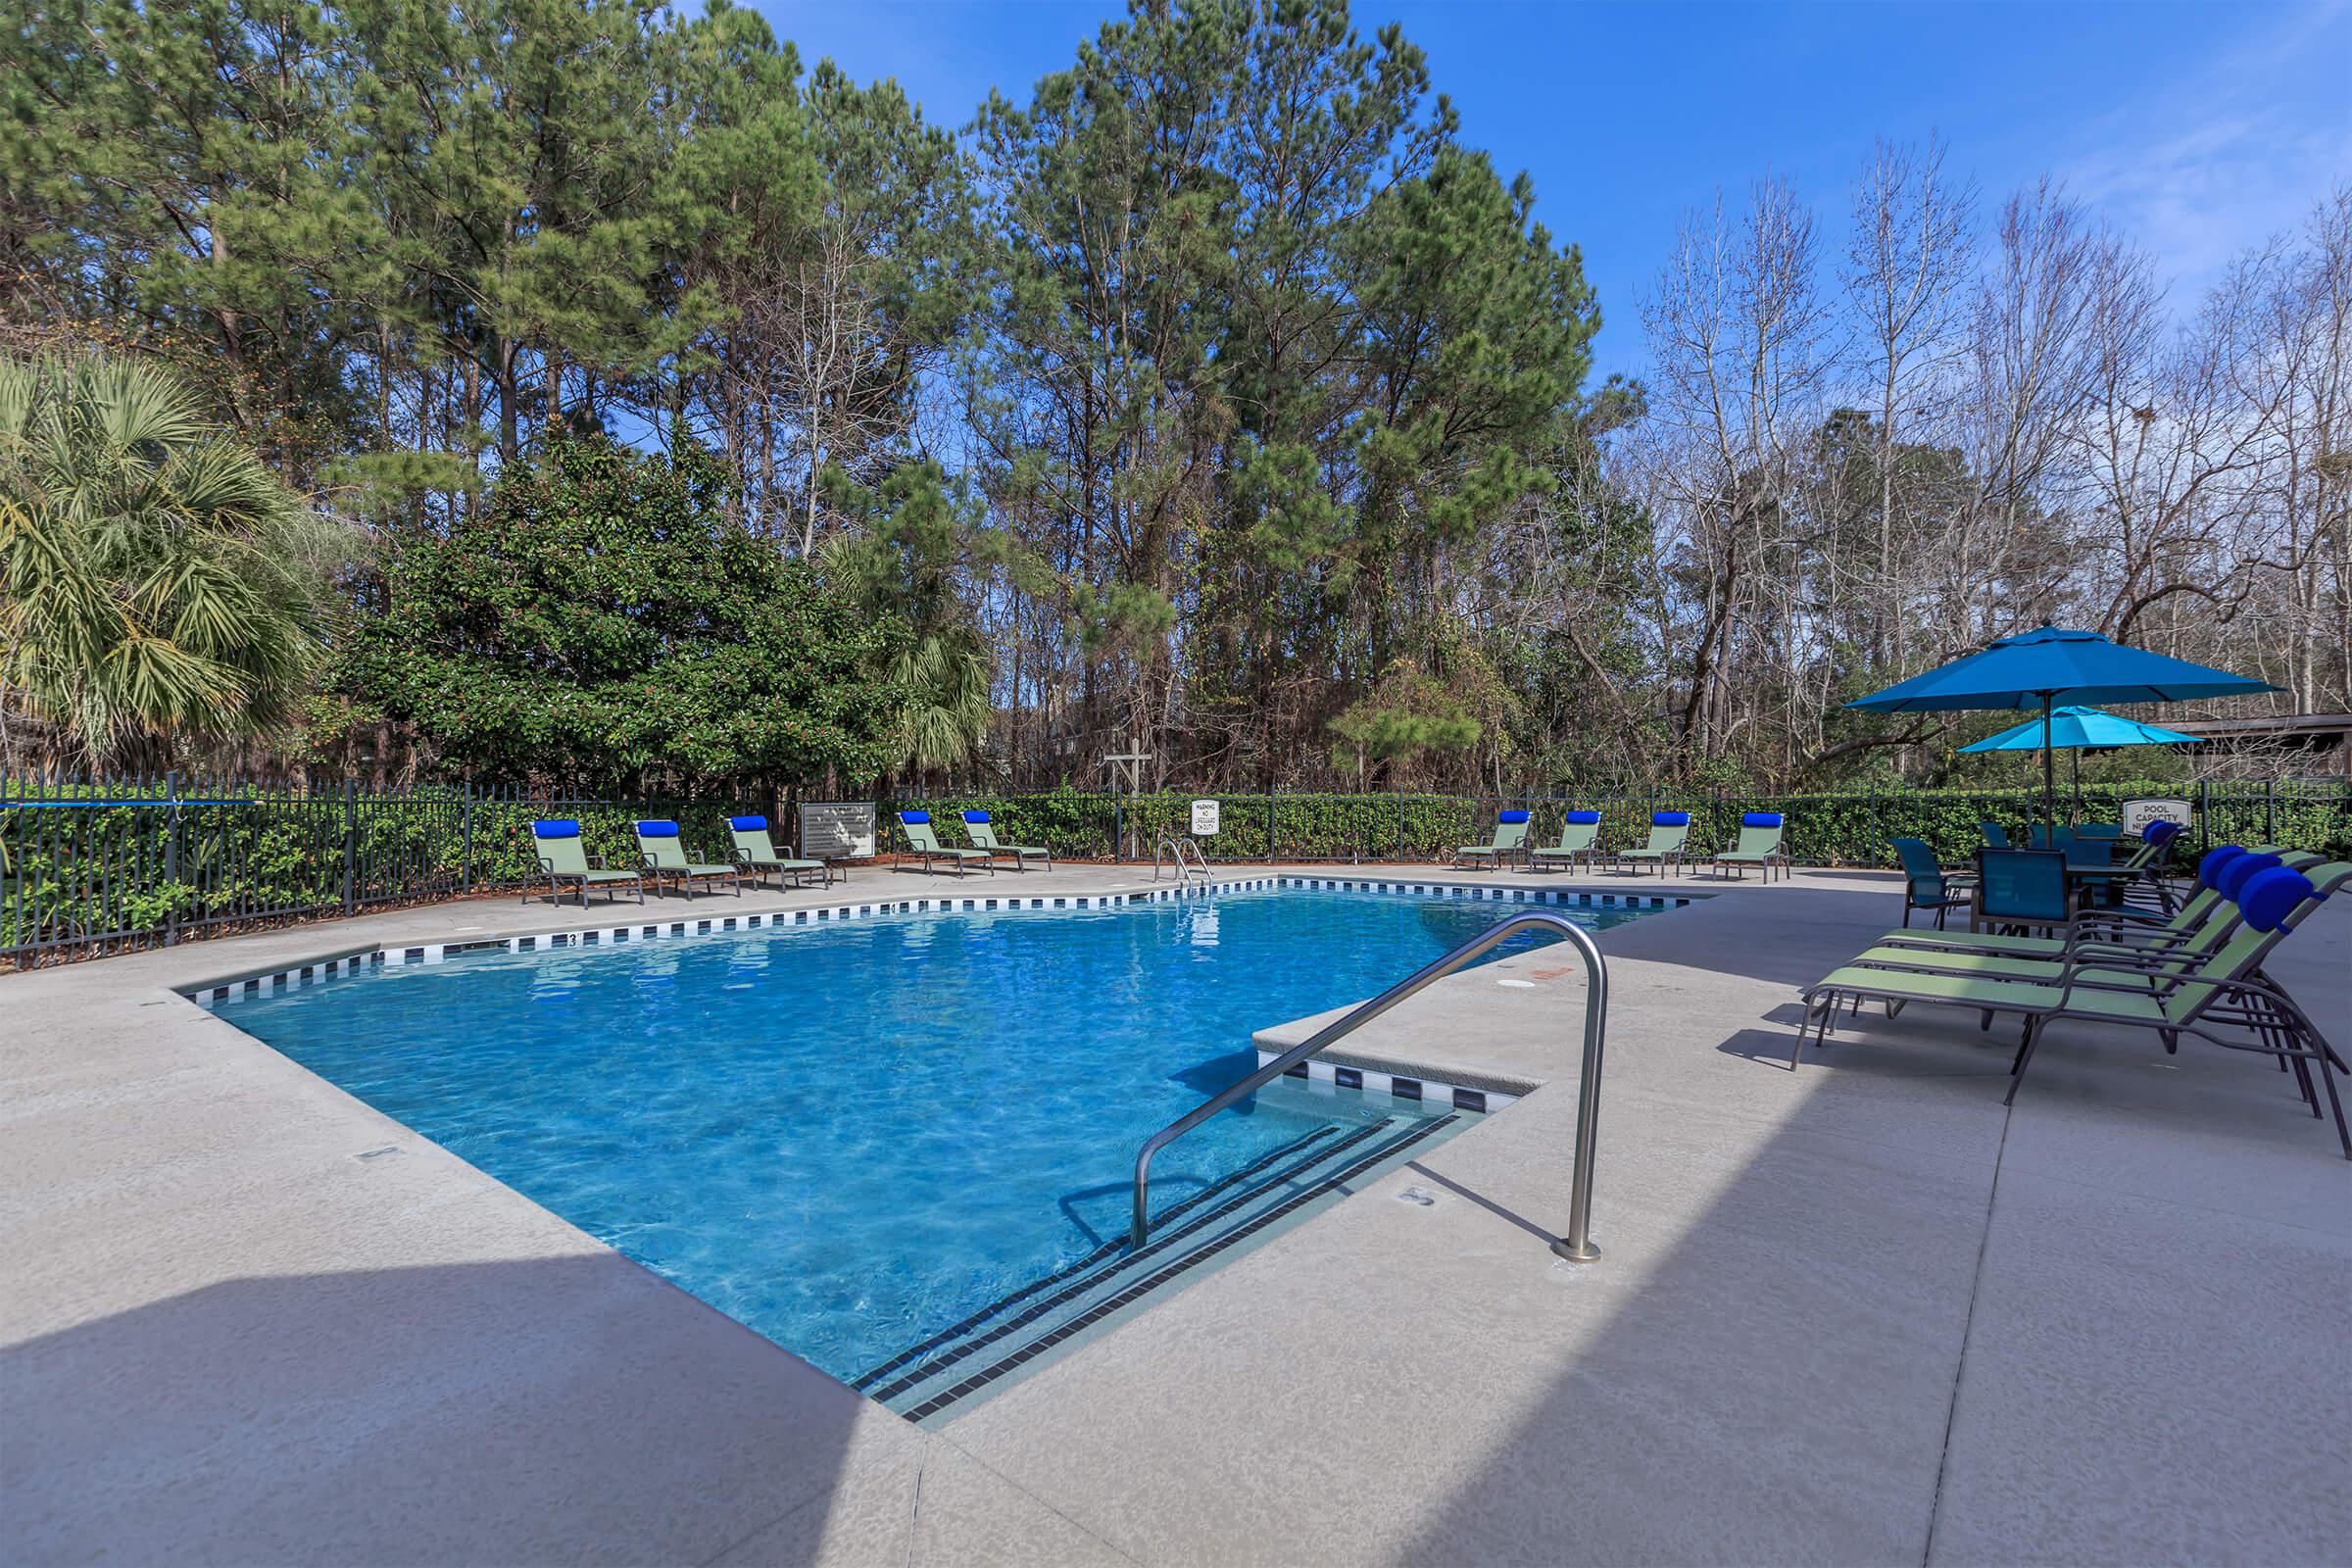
[[4, 862, 2346, 1565]]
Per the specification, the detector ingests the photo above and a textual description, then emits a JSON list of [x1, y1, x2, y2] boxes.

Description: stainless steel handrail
[[1130, 910, 1608, 1260], [1153, 835, 1209, 887]]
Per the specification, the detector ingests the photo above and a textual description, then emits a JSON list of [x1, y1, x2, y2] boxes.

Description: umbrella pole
[[2041, 694, 2057, 838]]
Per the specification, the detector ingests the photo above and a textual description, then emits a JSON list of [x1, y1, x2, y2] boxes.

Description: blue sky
[[751, 0, 2351, 379]]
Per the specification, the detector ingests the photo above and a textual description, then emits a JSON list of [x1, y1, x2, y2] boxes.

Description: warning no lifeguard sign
[[1190, 799, 1220, 837]]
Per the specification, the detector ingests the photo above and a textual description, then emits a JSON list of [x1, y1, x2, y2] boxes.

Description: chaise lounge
[[1455, 810, 1531, 871], [728, 815, 837, 889], [528, 818, 645, 907], [959, 809, 1052, 871], [897, 810, 993, 876], [635, 819, 744, 899]]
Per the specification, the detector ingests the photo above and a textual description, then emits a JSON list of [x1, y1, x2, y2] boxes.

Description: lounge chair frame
[[1618, 813, 1691, 878], [636, 820, 745, 900], [898, 811, 994, 876], [960, 810, 1053, 872], [1709, 813, 1790, 883], [1454, 812, 1532, 872], [728, 815, 839, 890], [1530, 812, 1605, 874], [1794, 862, 2351, 1155], [528, 820, 645, 907]]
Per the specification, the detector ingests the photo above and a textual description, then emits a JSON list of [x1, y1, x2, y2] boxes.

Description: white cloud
[[2058, 2, 2351, 297]]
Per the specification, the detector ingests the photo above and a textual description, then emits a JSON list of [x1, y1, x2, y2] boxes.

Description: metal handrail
[[1130, 910, 1609, 1260], [1153, 835, 1208, 887]]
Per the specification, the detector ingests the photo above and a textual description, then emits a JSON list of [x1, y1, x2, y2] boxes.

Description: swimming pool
[[214, 882, 1666, 1412]]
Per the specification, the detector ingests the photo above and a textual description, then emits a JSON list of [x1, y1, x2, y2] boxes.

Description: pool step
[[856, 1110, 1463, 1424]]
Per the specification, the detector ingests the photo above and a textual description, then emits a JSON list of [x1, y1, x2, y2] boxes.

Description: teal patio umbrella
[[1848, 626, 2275, 830], [1960, 705, 2201, 817]]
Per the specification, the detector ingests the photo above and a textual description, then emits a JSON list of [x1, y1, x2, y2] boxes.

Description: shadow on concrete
[[2, 1252, 885, 1565], [1379, 904, 2352, 1565]]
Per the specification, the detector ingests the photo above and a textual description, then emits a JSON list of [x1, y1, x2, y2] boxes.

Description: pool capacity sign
[[1190, 799, 1220, 838]]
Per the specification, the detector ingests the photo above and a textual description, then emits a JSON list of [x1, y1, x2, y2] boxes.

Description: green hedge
[[10, 775, 2344, 963], [892, 783, 2352, 867]]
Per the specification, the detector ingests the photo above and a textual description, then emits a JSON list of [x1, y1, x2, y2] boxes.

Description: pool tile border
[[1256, 1049, 1516, 1114], [182, 875, 1686, 1119], [185, 874, 1688, 1009]]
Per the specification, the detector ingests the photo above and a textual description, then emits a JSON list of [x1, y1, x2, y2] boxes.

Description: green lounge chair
[[1873, 844, 2313, 961], [635, 818, 743, 899], [1455, 810, 1532, 871], [728, 814, 836, 889], [1795, 863, 2348, 1156], [897, 809, 992, 876], [528, 818, 644, 907], [1889, 837, 1972, 929], [959, 809, 1052, 871], [1711, 811, 1788, 882], [1531, 810, 1604, 873], [1618, 811, 1690, 877], [1846, 855, 2346, 987]]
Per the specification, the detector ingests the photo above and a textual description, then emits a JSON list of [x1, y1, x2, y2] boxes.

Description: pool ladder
[[1153, 835, 1210, 890], [1130, 910, 1610, 1262]]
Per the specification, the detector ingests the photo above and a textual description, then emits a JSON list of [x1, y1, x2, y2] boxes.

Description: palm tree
[[0, 355, 348, 767], [890, 626, 992, 777]]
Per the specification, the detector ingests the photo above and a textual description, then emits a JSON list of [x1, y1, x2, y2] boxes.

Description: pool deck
[[4, 862, 2346, 1565]]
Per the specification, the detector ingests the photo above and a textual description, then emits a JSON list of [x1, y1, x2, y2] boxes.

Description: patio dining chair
[[1890, 837, 1971, 930], [1972, 849, 2072, 936]]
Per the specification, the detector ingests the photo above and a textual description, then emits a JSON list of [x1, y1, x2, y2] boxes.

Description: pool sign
[[1190, 798, 1220, 837], [799, 802, 876, 859], [2122, 798, 2190, 837]]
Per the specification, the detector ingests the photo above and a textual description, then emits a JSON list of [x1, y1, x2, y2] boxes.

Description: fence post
[[1396, 791, 1405, 863], [2197, 777, 2211, 855], [462, 778, 474, 894], [164, 770, 181, 948], [1267, 786, 1276, 864], [341, 778, 356, 915], [1112, 796, 1123, 865], [2265, 777, 2276, 844]]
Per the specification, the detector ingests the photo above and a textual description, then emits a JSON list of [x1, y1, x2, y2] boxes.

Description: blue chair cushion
[[2143, 819, 2181, 846], [2195, 846, 2245, 889], [2237, 867, 2319, 933], [728, 814, 767, 831], [1742, 811, 1782, 827], [900, 809, 930, 825], [533, 818, 580, 839], [1563, 810, 1600, 824], [1653, 811, 1690, 827], [636, 819, 680, 837], [2216, 853, 2283, 903], [1498, 809, 1531, 824], [962, 810, 991, 823]]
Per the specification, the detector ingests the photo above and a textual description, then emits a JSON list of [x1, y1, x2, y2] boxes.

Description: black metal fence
[[8, 771, 2347, 968], [883, 779, 2352, 870], [0, 775, 759, 968]]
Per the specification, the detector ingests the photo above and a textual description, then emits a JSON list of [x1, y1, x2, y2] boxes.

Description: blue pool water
[[222, 887, 1657, 1382]]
